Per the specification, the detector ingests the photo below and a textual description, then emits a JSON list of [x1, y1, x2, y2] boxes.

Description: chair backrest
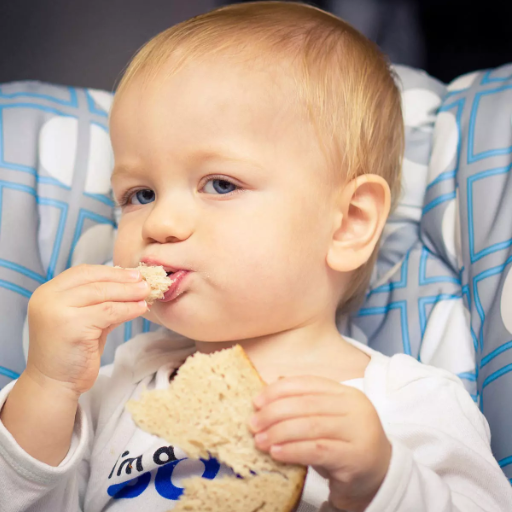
[[1, 67, 511, 481], [347, 64, 512, 483]]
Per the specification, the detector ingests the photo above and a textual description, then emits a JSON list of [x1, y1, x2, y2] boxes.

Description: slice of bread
[[126, 345, 307, 512], [116, 263, 173, 304]]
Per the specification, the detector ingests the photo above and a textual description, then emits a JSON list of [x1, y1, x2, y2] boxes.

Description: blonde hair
[[113, 1, 404, 313]]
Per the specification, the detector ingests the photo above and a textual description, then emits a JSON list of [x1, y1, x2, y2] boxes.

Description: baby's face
[[110, 57, 340, 342]]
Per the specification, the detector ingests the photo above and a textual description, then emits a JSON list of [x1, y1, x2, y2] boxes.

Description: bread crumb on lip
[[115, 262, 173, 305]]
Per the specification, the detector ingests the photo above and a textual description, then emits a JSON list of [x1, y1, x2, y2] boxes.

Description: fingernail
[[254, 432, 267, 445], [138, 300, 147, 310], [253, 394, 264, 408], [270, 445, 282, 455], [136, 279, 149, 288], [249, 415, 260, 430], [128, 270, 141, 280]]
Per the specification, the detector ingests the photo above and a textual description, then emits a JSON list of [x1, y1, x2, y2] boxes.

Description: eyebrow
[[111, 148, 266, 181]]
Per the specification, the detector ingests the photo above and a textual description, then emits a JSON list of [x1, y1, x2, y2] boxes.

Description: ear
[[327, 174, 391, 273]]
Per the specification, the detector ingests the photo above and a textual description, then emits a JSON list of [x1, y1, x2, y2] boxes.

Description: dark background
[[0, 0, 510, 91]]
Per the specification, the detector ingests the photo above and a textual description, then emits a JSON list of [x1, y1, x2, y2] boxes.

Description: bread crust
[[234, 345, 307, 512], [127, 344, 307, 511]]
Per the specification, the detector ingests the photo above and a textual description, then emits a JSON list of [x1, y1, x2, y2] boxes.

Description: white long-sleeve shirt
[[0, 329, 511, 512]]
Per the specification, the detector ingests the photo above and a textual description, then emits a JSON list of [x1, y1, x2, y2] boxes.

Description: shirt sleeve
[[363, 359, 512, 512], [0, 375, 99, 512]]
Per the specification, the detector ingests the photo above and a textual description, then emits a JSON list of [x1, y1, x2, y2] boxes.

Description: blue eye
[[131, 189, 155, 205], [203, 178, 238, 195]]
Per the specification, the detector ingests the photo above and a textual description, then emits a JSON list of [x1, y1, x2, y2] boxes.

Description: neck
[[193, 313, 366, 383]]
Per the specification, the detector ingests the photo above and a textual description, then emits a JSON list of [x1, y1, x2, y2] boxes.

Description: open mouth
[[160, 269, 190, 302]]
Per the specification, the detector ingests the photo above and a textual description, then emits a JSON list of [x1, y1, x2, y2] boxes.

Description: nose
[[141, 193, 193, 244]]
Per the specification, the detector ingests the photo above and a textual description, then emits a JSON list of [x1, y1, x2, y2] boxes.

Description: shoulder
[[385, 352, 464, 392], [366, 351, 490, 440]]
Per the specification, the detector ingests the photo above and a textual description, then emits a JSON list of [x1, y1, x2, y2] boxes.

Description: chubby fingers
[[53, 264, 142, 291], [265, 438, 350, 469], [253, 375, 354, 410], [253, 412, 353, 451], [69, 279, 150, 307], [251, 393, 349, 432], [83, 300, 148, 331]]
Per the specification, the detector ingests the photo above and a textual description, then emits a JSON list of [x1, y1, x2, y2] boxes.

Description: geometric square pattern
[[2, 63, 512, 487], [0, 81, 118, 388], [417, 64, 512, 482]]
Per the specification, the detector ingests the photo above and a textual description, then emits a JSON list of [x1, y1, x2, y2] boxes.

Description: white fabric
[[0, 330, 511, 512]]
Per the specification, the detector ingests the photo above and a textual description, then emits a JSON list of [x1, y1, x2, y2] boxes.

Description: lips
[[140, 257, 188, 274], [139, 257, 191, 303], [160, 270, 190, 302]]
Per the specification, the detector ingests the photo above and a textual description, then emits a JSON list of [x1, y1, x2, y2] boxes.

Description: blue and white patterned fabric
[[346, 63, 512, 483], [0, 81, 161, 383], [0, 65, 511, 482]]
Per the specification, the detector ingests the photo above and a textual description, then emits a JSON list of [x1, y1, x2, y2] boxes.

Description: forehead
[[109, 56, 324, 179], [112, 55, 301, 130]]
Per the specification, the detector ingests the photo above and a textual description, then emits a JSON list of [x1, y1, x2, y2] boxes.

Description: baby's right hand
[[25, 264, 149, 398]]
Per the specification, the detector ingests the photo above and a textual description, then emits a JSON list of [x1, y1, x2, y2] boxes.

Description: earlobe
[[327, 175, 390, 273]]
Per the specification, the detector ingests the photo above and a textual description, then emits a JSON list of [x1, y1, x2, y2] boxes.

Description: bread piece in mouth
[[126, 345, 307, 512], [116, 262, 173, 305]]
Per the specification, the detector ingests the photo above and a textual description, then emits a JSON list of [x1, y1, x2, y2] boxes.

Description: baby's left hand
[[250, 376, 391, 512]]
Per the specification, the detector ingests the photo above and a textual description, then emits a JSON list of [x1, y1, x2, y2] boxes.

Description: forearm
[[364, 439, 512, 512], [0, 371, 79, 466]]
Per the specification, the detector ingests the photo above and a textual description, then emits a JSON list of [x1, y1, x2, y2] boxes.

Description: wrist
[[1, 369, 81, 466], [22, 366, 81, 404]]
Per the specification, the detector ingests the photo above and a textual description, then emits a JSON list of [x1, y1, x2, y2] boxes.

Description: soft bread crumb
[[116, 263, 173, 305], [175, 473, 305, 512], [126, 345, 306, 511]]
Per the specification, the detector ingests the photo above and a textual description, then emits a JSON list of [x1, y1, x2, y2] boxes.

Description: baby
[[1, 2, 511, 512]]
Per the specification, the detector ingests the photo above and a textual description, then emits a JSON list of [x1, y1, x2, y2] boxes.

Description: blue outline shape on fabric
[[461, 285, 480, 361], [124, 321, 132, 342], [417, 293, 462, 339], [481, 341, 512, 368], [467, 164, 512, 264], [467, 84, 512, 163], [480, 69, 512, 85], [38, 197, 68, 280], [142, 319, 152, 333], [422, 191, 456, 215], [0, 278, 32, 298], [421, 98, 463, 214], [418, 247, 461, 286], [0, 366, 20, 379], [83, 192, 115, 207], [356, 301, 411, 355], [67, 209, 115, 268], [0, 181, 67, 281], [83, 122, 113, 206], [37, 176, 71, 190], [0, 104, 78, 186], [0, 86, 78, 107], [90, 120, 109, 132], [472, 254, 512, 354], [481, 363, 512, 414], [457, 372, 477, 382], [499, 455, 512, 469], [425, 170, 456, 192], [368, 251, 410, 295], [85, 90, 111, 117], [444, 72, 482, 98], [0, 258, 45, 284]]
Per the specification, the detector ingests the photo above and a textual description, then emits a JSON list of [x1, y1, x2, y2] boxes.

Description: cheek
[[112, 217, 140, 267], [211, 204, 323, 297]]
